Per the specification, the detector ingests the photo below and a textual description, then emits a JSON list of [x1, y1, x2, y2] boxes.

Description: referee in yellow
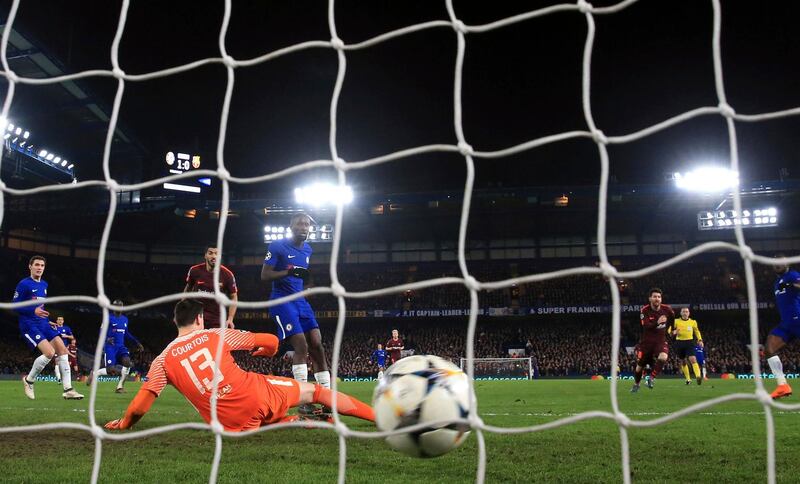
[[670, 307, 704, 385]]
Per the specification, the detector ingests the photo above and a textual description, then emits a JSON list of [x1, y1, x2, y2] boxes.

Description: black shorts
[[636, 341, 669, 366], [674, 340, 696, 359]]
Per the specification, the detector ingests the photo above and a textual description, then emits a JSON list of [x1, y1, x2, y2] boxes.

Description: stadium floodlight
[[54, 157, 61, 163], [61, 159, 68, 167], [39, 149, 47, 157], [45, 153, 54, 161], [23, 130, 29, 139], [294, 183, 354, 207], [6, 123, 13, 131], [14, 127, 21, 135], [2, 133, 9, 140], [674, 166, 739, 192], [698, 207, 778, 230], [67, 164, 74, 170]]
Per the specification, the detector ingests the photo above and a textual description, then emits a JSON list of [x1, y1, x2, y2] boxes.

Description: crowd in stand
[[4, 314, 796, 380], [0, 250, 781, 315], [1, 249, 797, 380]]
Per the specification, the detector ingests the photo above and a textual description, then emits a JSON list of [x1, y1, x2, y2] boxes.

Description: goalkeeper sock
[[651, 360, 664, 378], [691, 362, 701, 379], [681, 364, 690, 381], [634, 368, 643, 385], [118, 366, 130, 389], [312, 385, 374, 422], [56, 355, 72, 390], [767, 356, 787, 386], [314, 371, 331, 389], [26, 354, 53, 383], [292, 364, 308, 383]]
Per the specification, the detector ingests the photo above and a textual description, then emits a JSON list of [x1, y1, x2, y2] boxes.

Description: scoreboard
[[163, 151, 210, 193]]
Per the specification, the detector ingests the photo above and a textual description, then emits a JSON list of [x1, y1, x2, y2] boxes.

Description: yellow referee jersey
[[670, 318, 702, 341]]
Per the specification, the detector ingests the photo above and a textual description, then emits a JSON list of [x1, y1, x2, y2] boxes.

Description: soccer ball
[[372, 355, 471, 458]]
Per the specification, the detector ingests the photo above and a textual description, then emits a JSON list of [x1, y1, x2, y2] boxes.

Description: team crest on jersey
[[13, 291, 18, 299], [265, 251, 272, 261], [286, 324, 293, 331]]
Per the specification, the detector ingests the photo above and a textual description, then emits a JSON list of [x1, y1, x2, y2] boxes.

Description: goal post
[[460, 357, 533, 380]]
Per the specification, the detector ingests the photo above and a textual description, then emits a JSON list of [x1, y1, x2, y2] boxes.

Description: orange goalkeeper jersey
[[143, 328, 267, 430]]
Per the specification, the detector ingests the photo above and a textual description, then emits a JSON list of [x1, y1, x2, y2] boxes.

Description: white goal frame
[[1, 0, 800, 483], [460, 357, 533, 380]]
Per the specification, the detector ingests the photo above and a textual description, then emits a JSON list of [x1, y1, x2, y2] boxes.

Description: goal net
[[460, 358, 532, 380], [1, 0, 799, 483]]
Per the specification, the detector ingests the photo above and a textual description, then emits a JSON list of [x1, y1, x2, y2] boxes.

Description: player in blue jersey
[[51, 316, 76, 383], [86, 300, 144, 393], [765, 256, 800, 399], [13, 255, 84, 400], [261, 213, 330, 415], [371, 344, 388, 381], [694, 344, 707, 381]]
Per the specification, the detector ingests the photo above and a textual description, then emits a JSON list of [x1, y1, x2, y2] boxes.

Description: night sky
[[2, 0, 799, 197]]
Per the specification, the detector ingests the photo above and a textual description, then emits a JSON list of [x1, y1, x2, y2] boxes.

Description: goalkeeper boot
[[63, 388, 85, 400], [22, 377, 35, 400], [298, 403, 318, 416], [645, 375, 654, 390], [771, 384, 792, 400], [630, 384, 640, 393]]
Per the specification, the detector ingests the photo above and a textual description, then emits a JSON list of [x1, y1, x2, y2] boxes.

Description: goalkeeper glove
[[287, 265, 309, 282]]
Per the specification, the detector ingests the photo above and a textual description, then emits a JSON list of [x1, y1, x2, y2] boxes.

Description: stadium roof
[[0, 22, 147, 186]]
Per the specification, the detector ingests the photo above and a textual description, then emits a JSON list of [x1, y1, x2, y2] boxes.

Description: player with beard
[[185, 245, 238, 329]]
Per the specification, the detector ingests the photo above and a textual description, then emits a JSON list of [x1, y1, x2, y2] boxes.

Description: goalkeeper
[[105, 299, 374, 431]]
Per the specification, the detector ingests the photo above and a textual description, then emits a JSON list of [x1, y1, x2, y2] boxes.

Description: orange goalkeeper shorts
[[239, 375, 301, 431]]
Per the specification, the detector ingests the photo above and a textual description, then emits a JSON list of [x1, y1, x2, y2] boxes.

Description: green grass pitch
[[0, 379, 798, 483]]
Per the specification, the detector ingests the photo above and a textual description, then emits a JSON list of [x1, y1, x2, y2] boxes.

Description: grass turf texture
[[0, 379, 798, 483]]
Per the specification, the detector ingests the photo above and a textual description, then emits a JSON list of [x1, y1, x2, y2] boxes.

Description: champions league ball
[[372, 355, 471, 458]]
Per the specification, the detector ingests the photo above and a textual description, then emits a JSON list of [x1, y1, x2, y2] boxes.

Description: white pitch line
[[482, 411, 798, 417]]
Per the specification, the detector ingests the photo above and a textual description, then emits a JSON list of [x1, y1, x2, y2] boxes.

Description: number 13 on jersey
[[179, 348, 224, 394]]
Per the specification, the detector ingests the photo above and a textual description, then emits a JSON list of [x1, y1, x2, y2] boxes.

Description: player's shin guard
[[312, 385, 375, 422], [118, 366, 130, 389], [56, 355, 72, 390], [767, 356, 787, 386], [314, 371, 331, 389], [292, 364, 308, 383], [27, 354, 52, 383], [681, 364, 690, 381], [651, 360, 664, 378]]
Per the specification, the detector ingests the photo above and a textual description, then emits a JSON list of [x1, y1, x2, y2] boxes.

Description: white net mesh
[[1, 0, 800, 483]]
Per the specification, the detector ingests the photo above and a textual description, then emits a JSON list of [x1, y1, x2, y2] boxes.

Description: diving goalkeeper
[[105, 300, 374, 431]]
